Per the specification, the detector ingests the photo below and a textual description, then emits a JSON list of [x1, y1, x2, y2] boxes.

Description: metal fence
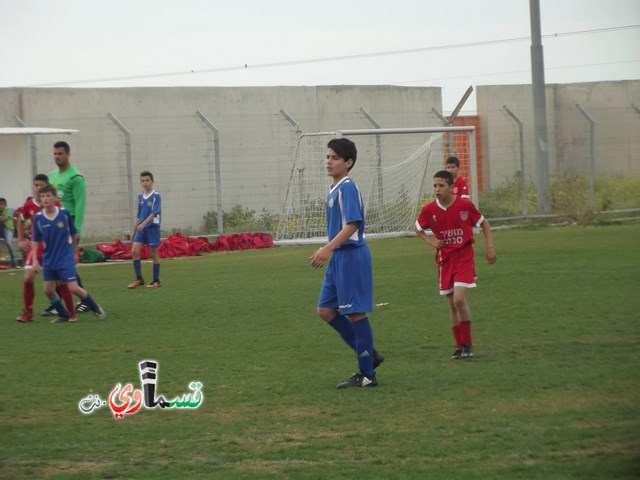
[[8, 103, 640, 242]]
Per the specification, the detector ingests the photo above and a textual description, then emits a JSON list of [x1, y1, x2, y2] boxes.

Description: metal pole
[[576, 104, 596, 209], [279, 109, 301, 133], [359, 107, 384, 225], [529, 0, 551, 212], [107, 113, 135, 233], [502, 105, 528, 218], [196, 111, 224, 234], [468, 128, 479, 207], [432, 107, 455, 154], [14, 115, 38, 179]]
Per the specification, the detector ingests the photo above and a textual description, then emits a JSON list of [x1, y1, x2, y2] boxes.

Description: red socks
[[452, 324, 462, 349], [460, 321, 473, 345], [23, 281, 35, 313]]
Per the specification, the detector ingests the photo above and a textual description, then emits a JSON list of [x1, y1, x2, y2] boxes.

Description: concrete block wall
[[0, 86, 442, 238]]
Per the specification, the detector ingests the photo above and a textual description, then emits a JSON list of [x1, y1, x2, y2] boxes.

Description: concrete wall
[[0, 86, 442, 238], [477, 80, 640, 189]]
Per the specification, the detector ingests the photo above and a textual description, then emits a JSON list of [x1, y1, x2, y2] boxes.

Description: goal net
[[275, 127, 477, 242]]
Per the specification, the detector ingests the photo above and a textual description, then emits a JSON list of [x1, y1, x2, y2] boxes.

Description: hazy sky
[[1, 0, 638, 112]]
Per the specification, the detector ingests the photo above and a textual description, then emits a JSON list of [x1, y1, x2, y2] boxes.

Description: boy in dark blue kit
[[31, 184, 106, 323], [128, 171, 162, 289], [310, 138, 383, 388]]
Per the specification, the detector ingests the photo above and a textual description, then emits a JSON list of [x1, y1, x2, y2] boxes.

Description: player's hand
[[32, 262, 40, 273], [19, 239, 30, 252], [486, 246, 496, 264], [309, 247, 330, 269]]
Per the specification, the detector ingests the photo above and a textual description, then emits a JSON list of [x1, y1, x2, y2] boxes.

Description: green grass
[[1, 223, 639, 479]]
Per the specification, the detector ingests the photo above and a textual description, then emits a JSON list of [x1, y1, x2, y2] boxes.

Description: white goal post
[[276, 126, 477, 242]]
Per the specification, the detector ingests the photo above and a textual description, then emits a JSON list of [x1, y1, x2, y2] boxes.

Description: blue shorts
[[317, 244, 373, 315], [134, 225, 161, 247], [43, 264, 78, 283]]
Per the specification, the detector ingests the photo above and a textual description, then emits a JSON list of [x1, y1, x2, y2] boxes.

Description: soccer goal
[[275, 126, 477, 242]]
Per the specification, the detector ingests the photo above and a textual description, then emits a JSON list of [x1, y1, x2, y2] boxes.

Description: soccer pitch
[[1, 223, 638, 479]]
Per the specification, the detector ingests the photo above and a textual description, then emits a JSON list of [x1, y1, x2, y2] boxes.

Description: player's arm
[[309, 222, 359, 269], [415, 224, 443, 249], [16, 213, 28, 251], [136, 213, 156, 231], [71, 175, 87, 236], [480, 219, 496, 264]]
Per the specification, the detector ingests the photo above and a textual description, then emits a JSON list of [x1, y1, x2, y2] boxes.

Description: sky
[[0, 0, 638, 113]]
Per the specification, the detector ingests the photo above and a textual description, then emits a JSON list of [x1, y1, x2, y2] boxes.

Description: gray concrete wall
[[477, 80, 640, 190], [0, 86, 442, 238]]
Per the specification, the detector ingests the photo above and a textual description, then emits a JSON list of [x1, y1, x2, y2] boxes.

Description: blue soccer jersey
[[137, 190, 161, 226], [318, 175, 372, 315], [32, 207, 76, 270], [326, 177, 366, 246]]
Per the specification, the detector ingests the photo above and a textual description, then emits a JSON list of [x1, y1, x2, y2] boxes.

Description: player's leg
[[447, 293, 463, 359], [17, 262, 36, 322], [67, 273, 106, 321], [57, 281, 77, 322], [451, 247, 477, 358], [317, 255, 356, 347], [128, 240, 145, 288], [146, 227, 161, 288], [335, 247, 378, 388], [42, 272, 72, 323]]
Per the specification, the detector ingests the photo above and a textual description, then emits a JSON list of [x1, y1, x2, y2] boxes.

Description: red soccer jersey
[[20, 197, 62, 236], [415, 196, 484, 264], [452, 177, 470, 199]]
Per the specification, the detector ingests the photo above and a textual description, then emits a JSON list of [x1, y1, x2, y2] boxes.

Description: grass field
[[1, 223, 639, 479]]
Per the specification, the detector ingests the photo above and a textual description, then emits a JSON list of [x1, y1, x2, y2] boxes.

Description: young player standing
[[128, 171, 162, 289], [310, 138, 383, 388], [15, 175, 76, 323], [445, 156, 470, 199], [31, 184, 106, 323], [415, 170, 496, 359]]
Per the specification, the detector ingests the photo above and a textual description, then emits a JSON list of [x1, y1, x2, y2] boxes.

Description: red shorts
[[438, 245, 476, 295]]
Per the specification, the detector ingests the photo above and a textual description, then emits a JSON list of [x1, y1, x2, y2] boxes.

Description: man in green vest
[[46, 141, 92, 315]]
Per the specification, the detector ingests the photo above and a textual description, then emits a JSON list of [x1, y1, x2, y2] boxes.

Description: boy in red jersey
[[415, 170, 496, 359], [445, 156, 470, 199], [15, 175, 76, 323]]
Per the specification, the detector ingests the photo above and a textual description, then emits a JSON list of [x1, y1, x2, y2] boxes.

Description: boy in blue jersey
[[128, 171, 162, 289], [310, 138, 382, 388], [31, 184, 106, 323]]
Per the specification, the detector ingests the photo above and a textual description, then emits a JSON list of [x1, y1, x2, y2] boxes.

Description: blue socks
[[328, 314, 375, 376], [133, 259, 142, 280], [51, 296, 69, 318], [153, 263, 160, 282], [352, 317, 375, 376], [328, 315, 356, 350], [81, 294, 99, 312]]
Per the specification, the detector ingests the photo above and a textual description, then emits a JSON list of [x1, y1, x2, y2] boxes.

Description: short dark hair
[[434, 170, 454, 185], [34, 173, 49, 183], [140, 171, 154, 181], [38, 184, 57, 196], [327, 138, 357, 171], [0, 198, 6, 204], [445, 156, 460, 167], [54, 141, 70, 153]]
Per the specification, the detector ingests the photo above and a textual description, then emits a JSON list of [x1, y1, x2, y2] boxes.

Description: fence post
[[502, 105, 528, 218], [576, 104, 596, 209], [195, 111, 224, 235], [107, 113, 135, 232], [359, 107, 385, 225]]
